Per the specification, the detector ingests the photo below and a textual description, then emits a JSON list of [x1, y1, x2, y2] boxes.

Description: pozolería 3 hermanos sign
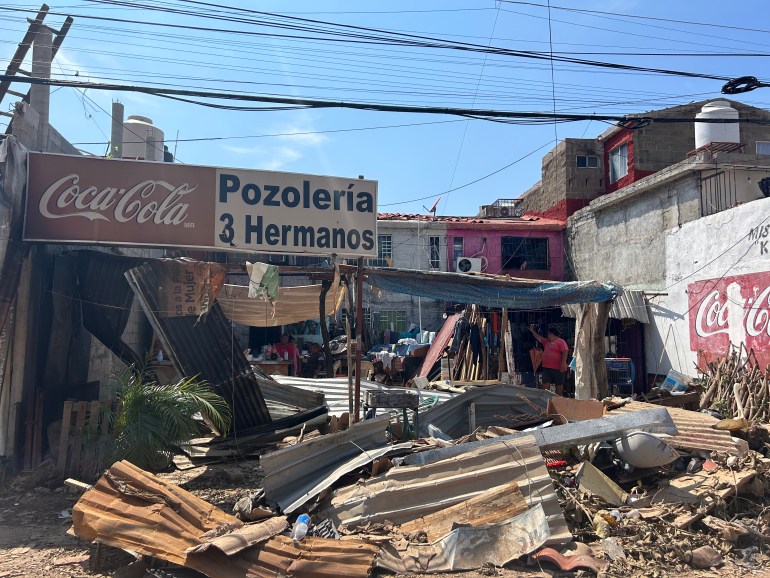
[[24, 152, 378, 257]]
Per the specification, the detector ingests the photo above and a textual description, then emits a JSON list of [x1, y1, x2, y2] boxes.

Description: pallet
[[57, 400, 117, 480]]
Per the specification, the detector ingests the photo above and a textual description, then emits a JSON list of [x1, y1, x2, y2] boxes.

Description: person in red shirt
[[528, 324, 569, 396], [274, 334, 300, 375]]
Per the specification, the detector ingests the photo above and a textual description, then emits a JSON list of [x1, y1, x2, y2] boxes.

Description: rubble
[[59, 378, 770, 578]]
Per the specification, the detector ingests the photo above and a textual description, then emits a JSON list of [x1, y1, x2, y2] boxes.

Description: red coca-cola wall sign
[[689, 271, 770, 367], [24, 152, 378, 256]]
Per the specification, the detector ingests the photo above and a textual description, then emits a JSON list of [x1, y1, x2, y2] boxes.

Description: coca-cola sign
[[689, 272, 770, 366], [24, 152, 377, 256]]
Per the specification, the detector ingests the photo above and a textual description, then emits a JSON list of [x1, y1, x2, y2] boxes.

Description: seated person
[[274, 333, 300, 375], [300, 342, 325, 378]]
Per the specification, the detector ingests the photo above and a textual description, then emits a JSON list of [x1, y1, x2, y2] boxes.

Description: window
[[452, 237, 464, 267], [378, 310, 407, 332], [576, 155, 599, 168], [757, 141, 770, 155], [341, 307, 372, 329], [609, 143, 629, 183], [377, 234, 392, 260], [501, 237, 549, 270], [429, 236, 441, 269]]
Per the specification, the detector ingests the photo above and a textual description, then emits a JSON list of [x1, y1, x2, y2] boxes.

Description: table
[[250, 360, 292, 376]]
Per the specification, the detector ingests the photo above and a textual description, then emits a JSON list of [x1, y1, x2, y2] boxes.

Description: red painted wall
[[603, 128, 654, 194], [689, 271, 770, 369], [526, 198, 591, 221], [446, 225, 565, 281]]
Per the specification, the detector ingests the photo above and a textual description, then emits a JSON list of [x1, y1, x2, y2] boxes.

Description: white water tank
[[694, 100, 740, 149], [122, 115, 165, 162]]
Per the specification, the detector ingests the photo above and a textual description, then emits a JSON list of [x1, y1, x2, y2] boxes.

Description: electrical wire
[[380, 141, 553, 207], [10, 75, 770, 125], [0, 4, 740, 81]]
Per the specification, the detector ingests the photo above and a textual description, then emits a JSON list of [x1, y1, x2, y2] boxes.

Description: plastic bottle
[[291, 514, 311, 543]]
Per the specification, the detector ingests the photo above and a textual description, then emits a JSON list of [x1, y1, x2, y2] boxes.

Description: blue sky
[[1, 0, 770, 217]]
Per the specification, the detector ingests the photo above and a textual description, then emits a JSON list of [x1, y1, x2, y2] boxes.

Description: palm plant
[[102, 366, 232, 471]]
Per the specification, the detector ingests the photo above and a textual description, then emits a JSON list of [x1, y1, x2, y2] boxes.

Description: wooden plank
[[504, 320, 515, 377], [79, 400, 101, 479], [396, 480, 529, 542], [69, 402, 88, 478], [31, 390, 44, 468], [499, 309, 508, 375], [418, 313, 462, 379], [57, 401, 73, 475]]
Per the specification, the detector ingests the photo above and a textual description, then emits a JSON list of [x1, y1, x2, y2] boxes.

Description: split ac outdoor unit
[[456, 257, 482, 273]]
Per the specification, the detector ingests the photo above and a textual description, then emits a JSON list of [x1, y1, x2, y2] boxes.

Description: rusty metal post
[[354, 258, 364, 422]]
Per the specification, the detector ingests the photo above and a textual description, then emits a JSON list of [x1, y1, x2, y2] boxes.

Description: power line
[[380, 141, 553, 207], [0, 4, 737, 81], [442, 4, 501, 216], [9, 75, 770, 125], [499, 1, 770, 36], [69, 118, 471, 145]]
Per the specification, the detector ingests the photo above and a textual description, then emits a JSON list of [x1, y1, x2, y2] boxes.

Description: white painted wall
[[646, 195, 770, 377], [366, 220, 447, 335]]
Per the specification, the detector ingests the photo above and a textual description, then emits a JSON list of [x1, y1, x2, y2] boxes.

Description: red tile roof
[[377, 212, 565, 226]]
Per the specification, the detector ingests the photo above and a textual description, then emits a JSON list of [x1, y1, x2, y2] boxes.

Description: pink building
[[445, 216, 566, 281]]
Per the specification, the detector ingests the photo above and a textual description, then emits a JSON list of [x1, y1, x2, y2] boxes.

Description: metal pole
[[354, 258, 364, 423]]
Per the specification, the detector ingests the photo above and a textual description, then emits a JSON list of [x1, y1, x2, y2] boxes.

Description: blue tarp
[[366, 269, 619, 310]]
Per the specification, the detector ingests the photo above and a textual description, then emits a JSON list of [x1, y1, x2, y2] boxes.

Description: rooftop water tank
[[122, 115, 165, 162], [694, 100, 740, 149]]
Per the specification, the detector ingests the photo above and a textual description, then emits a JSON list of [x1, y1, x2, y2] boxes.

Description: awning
[[217, 277, 345, 327], [365, 268, 619, 309], [561, 289, 649, 323]]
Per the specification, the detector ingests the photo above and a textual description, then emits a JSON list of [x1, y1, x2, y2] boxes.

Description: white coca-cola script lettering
[[746, 285, 770, 338], [694, 289, 730, 337], [38, 174, 195, 225], [695, 283, 770, 341]]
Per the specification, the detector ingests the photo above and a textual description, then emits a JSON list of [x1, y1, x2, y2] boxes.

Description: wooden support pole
[[319, 280, 333, 378], [354, 258, 364, 423]]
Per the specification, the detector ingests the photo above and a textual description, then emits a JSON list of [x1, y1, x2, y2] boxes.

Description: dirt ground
[[0, 459, 765, 578]]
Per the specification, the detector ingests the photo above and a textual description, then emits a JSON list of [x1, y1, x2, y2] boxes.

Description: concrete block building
[[516, 99, 770, 388]]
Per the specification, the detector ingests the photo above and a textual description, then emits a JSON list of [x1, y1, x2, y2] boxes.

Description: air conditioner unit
[[499, 206, 510, 217], [456, 257, 482, 273]]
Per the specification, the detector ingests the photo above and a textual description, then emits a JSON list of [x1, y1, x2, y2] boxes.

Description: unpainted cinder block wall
[[566, 172, 701, 289]]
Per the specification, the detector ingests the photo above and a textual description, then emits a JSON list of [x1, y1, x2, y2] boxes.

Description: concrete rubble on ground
[[66, 381, 770, 578]]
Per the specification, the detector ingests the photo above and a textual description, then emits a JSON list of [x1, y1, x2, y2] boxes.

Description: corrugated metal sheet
[[405, 406, 678, 467], [77, 250, 147, 366], [261, 415, 393, 513], [125, 262, 272, 433], [561, 289, 649, 323], [378, 504, 550, 573], [273, 375, 455, 417], [418, 383, 554, 438], [72, 460, 379, 578], [610, 400, 744, 455], [320, 433, 572, 546]]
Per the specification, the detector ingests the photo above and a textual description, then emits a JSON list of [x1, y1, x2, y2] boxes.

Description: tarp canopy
[[217, 279, 345, 327], [366, 269, 619, 310]]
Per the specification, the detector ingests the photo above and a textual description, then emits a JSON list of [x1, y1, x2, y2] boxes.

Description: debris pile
[[66, 382, 770, 578], [699, 345, 770, 423]]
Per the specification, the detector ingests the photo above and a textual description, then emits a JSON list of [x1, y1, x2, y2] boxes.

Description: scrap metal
[[417, 383, 554, 438], [610, 399, 745, 455], [407, 406, 678, 466], [125, 261, 272, 433], [71, 460, 379, 578], [378, 504, 550, 573], [260, 414, 396, 513], [321, 433, 572, 545]]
